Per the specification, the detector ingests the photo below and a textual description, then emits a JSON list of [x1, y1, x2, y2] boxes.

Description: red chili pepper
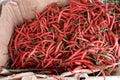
[[8, 0, 120, 76]]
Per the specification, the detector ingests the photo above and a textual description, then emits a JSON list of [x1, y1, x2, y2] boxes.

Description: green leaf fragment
[[96, 53, 112, 61], [100, 26, 108, 33]]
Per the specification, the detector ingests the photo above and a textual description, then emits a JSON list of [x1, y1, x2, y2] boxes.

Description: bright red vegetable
[[8, 0, 120, 79]]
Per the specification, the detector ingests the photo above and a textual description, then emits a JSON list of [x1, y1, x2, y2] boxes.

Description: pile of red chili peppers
[[9, 0, 120, 76]]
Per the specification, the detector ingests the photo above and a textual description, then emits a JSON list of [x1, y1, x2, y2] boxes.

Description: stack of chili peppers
[[9, 0, 120, 76]]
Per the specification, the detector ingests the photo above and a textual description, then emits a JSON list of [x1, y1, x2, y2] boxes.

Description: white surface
[[88, 76, 120, 80]]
